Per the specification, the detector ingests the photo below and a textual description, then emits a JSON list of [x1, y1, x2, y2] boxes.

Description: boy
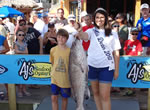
[[50, 29, 71, 110], [124, 27, 143, 56], [123, 27, 143, 96]]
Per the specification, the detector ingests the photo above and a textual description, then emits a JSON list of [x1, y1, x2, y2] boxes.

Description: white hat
[[80, 11, 87, 18], [140, 3, 149, 10], [68, 14, 76, 21]]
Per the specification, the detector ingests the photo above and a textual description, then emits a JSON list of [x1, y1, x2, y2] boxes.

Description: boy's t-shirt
[[50, 46, 71, 88], [124, 39, 143, 56]]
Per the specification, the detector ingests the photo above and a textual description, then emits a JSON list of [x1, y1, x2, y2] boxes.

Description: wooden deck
[[0, 85, 147, 110]]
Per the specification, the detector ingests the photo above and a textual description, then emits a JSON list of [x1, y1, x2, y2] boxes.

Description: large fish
[[69, 38, 90, 110]]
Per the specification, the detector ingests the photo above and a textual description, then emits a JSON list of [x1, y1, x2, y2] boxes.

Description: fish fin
[[84, 83, 90, 100], [80, 65, 84, 73], [84, 66, 90, 100], [79, 63, 88, 73]]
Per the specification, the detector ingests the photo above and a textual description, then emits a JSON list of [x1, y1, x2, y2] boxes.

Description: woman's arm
[[38, 36, 43, 54], [74, 22, 89, 40], [75, 31, 89, 40], [24, 47, 28, 54], [1, 39, 10, 54], [113, 50, 120, 80], [43, 33, 49, 46], [14, 44, 28, 54], [14, 44, 22, 54]]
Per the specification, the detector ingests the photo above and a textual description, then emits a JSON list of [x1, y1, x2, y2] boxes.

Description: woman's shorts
[[88, 66, 114, 83], [51, 84, 71, 98]]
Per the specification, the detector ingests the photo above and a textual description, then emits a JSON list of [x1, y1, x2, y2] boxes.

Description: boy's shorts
[[88, 66, 114, 83], [51, 84, 71, 98]]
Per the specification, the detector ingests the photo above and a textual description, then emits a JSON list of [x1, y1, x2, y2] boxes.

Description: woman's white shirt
[[86, 28, 121, 68]]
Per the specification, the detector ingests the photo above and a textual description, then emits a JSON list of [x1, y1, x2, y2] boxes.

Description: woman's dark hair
[[16, 30, 25, 35], [19, 19, 26, 24], [27, 22, 34, 27], [116, 13, 127, 24], [48, 23, 55, 28], [93, 8, 112, 36]]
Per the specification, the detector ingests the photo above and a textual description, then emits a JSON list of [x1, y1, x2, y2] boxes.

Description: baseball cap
[[130, 27, 139, 32], [140, 3, 149, 10], [31, 11, 38, 17], [42, 12, 48, 18], [68, 14, 76, 21], [80, 11, 88, 18], [19, 19, 26, 24]]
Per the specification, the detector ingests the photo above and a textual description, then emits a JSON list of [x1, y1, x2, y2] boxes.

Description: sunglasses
[[18, 34, 25, 37], [108, 20, 113, 22], [131, 33, 138, 35], [113, 25, 119, 27], [115, 17, 121, 19], [19, 23, 26, 26]]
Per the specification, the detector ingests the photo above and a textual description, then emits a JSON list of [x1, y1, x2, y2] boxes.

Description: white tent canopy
[[0, 0, 38, 8]]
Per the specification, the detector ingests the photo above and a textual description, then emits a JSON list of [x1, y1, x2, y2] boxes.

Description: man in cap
[[82, 14, 94, 52], [136, 3, 150, 55], [80, 11, 88, 27], [42, 12, 50, 36], [63, 14, 77, 48], [31, 11, 45, 38]]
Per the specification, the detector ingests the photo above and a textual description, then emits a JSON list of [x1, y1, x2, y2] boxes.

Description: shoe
[[123, 90, 135, 96], [111, 89, 120, 93], [18, 92, 23, 97], [23, 91, 31, 96], [28, 85, 40, 89], [140, 89, 148, 91]]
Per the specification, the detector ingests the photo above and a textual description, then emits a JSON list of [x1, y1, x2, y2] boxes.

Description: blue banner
[[0, 55, 51, 85], [0, 55, 150, 88], [113, 56, 150, 88]]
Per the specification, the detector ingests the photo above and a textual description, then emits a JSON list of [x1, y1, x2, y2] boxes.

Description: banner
[[0, 54, 51, 85], [113, 56, 150, 88], [0, 55, 150, 88]]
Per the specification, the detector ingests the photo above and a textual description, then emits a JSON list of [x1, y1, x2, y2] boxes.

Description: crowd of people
[[0, 2, 149, 110]]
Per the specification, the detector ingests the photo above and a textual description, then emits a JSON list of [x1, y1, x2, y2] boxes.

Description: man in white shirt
[[32, 12, 45, 38], [63, 14, 77, 48], [80, 11, 88, 27], [55, 8, 68, 31], [3, 18, 15, 52], [42, 12, 50, 36]]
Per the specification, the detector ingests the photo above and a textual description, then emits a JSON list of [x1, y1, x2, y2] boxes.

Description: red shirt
[[124, 39, 143, 56], [82, 24, 94, 51]]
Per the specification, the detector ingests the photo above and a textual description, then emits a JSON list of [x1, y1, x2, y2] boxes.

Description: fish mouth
[[85, 95, 90, 100]]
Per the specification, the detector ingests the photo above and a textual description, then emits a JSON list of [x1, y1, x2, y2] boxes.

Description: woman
[[115, 13, 128, 55], [43, 23, 57, 54], [76, 8, 121, 110]]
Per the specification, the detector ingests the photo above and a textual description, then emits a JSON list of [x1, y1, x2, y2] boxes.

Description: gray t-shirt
[[15, 41, 27, 51]]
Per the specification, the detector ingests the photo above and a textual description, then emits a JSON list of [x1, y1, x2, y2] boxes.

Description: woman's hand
[[114, 70, 119, 80], [113, 50, 120, 80]]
